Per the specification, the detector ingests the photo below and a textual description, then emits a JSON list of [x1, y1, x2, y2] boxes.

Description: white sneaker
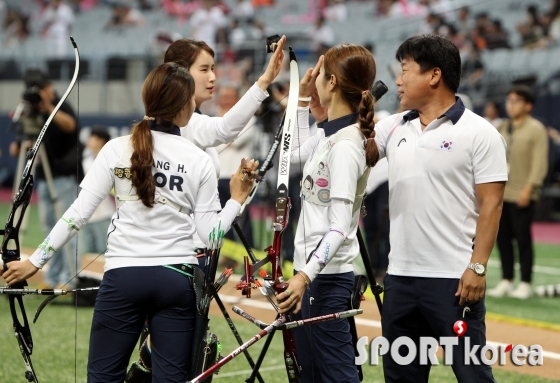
[[510, 282, 532, 299], [487, 280, 514, 298]]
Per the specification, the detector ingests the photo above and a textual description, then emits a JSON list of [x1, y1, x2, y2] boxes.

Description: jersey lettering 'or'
[[152, 159, 186, 192]]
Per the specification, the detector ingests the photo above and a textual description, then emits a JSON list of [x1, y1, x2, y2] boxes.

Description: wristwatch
[[468, 263, 487, 276]]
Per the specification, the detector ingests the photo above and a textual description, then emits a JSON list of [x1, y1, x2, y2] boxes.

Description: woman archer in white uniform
[[2, 62, 258, 383], [276, 44, 380, 383], [163, 35, 286, 253]]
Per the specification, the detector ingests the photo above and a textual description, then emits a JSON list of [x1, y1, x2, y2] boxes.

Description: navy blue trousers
[[382, 275, 496, 383], [291, 272, 359, 383], [87, 266, 196, 383]]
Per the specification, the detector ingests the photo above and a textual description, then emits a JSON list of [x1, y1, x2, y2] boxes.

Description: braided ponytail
[[358, 91, 379, 167], [323, 44, 379, 167]]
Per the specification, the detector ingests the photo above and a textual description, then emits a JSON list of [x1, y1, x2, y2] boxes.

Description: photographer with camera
[[9, 69, 82, 290]]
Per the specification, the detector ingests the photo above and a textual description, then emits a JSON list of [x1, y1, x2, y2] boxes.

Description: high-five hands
[[256, 35, 287, 91]]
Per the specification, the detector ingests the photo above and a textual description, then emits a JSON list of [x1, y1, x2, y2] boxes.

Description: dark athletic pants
[[496, 201, 536, 283], [291, 272, 360, 383], [87, 266, 196, 383], [382, 275, 496, 383]]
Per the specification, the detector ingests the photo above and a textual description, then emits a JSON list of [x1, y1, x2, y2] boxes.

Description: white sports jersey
[[29, 131, 227, 272], [180, 84, 268, 249], [291, 108, 367, 278], [374, 99, 508, 278]]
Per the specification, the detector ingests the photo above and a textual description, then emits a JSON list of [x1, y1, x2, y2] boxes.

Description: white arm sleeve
[[300, 198, 353, 282], [194, 199, 241, 247], [28, 188, 104, 269], [183, 84, 268, 148], [291, 106, 319, 164]]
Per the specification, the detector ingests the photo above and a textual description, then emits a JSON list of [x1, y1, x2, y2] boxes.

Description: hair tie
[[367, 137, 375, 142], [362, 90, 370, 95], [143, 115, 155, 121]]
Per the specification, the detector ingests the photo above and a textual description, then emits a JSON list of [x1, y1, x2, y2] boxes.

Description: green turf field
[[0, 202, 559, 381], [0, 297, 558, 383]]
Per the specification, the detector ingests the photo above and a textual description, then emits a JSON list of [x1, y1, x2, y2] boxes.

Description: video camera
[[22, 69, 50, 107], [17, 69, 51, 136]]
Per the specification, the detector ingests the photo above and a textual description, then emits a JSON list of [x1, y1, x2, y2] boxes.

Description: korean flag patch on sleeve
[[439, 140, 454, 151]]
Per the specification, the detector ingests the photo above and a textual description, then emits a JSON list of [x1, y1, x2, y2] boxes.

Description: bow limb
[[1, 36, 80, 383]]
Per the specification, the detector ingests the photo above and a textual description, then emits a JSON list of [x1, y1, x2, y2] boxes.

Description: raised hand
[[256, 35, 287, 91], [299, 55, 327, 122], [230, 158, 259, 204]]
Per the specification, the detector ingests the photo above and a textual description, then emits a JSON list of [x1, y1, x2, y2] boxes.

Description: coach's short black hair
[[508, 84, 535, 105], [395, 35, 461, 93]]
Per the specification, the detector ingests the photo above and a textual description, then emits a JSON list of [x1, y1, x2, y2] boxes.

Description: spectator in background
[[149, 28, 182, 66], [214, 0, 230, 15], [375, 0, 393, 16], [470, 25, 488, 51], [231, 0, 254, 22], [483, 100, 504, 128], [104, 1, 145, 30], [456, 6, 474, 38], [79, 127, 115, 257], [488, 85, 549, 299], [387, 0, 427, 18], [308, 16, 334, 60], [189, 0, 227, 50], [459, 43, 484, 93], [40, 0, 74, 58], [517, 4, 546, 49], [228, 18, 246, 47], [546, 10, 560, 45], [444, 24, 466, 51], [2, 7, 29, 47], [421, 0, 453, 20], [215, 85, 255, 249], [418, 12, 443, 35], [485, 19, 510, 49], [323, 0, 347, 22], [251, 0, 273, 7], [247, 17, 270, 41], [161, 0, 200, 22]]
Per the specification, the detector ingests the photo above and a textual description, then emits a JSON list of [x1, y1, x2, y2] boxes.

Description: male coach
[[373, 35, 507, 382]]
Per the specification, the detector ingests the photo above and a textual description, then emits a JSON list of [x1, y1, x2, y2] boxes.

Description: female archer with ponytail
[[276, 44, 378, 383], [3, 62, 258, 383]]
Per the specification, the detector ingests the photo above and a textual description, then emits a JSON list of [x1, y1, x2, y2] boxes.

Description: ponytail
[[358, 92, 379, 167], [129, 62, 195, 208], [131, 120, 155, 207]]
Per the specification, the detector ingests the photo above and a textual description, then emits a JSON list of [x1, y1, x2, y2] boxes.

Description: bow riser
[[1, 36, 80, 383]]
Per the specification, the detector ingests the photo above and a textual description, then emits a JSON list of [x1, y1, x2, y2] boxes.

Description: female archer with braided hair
[[2, 62, 258, 383], [276, 44, 378, 382]]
